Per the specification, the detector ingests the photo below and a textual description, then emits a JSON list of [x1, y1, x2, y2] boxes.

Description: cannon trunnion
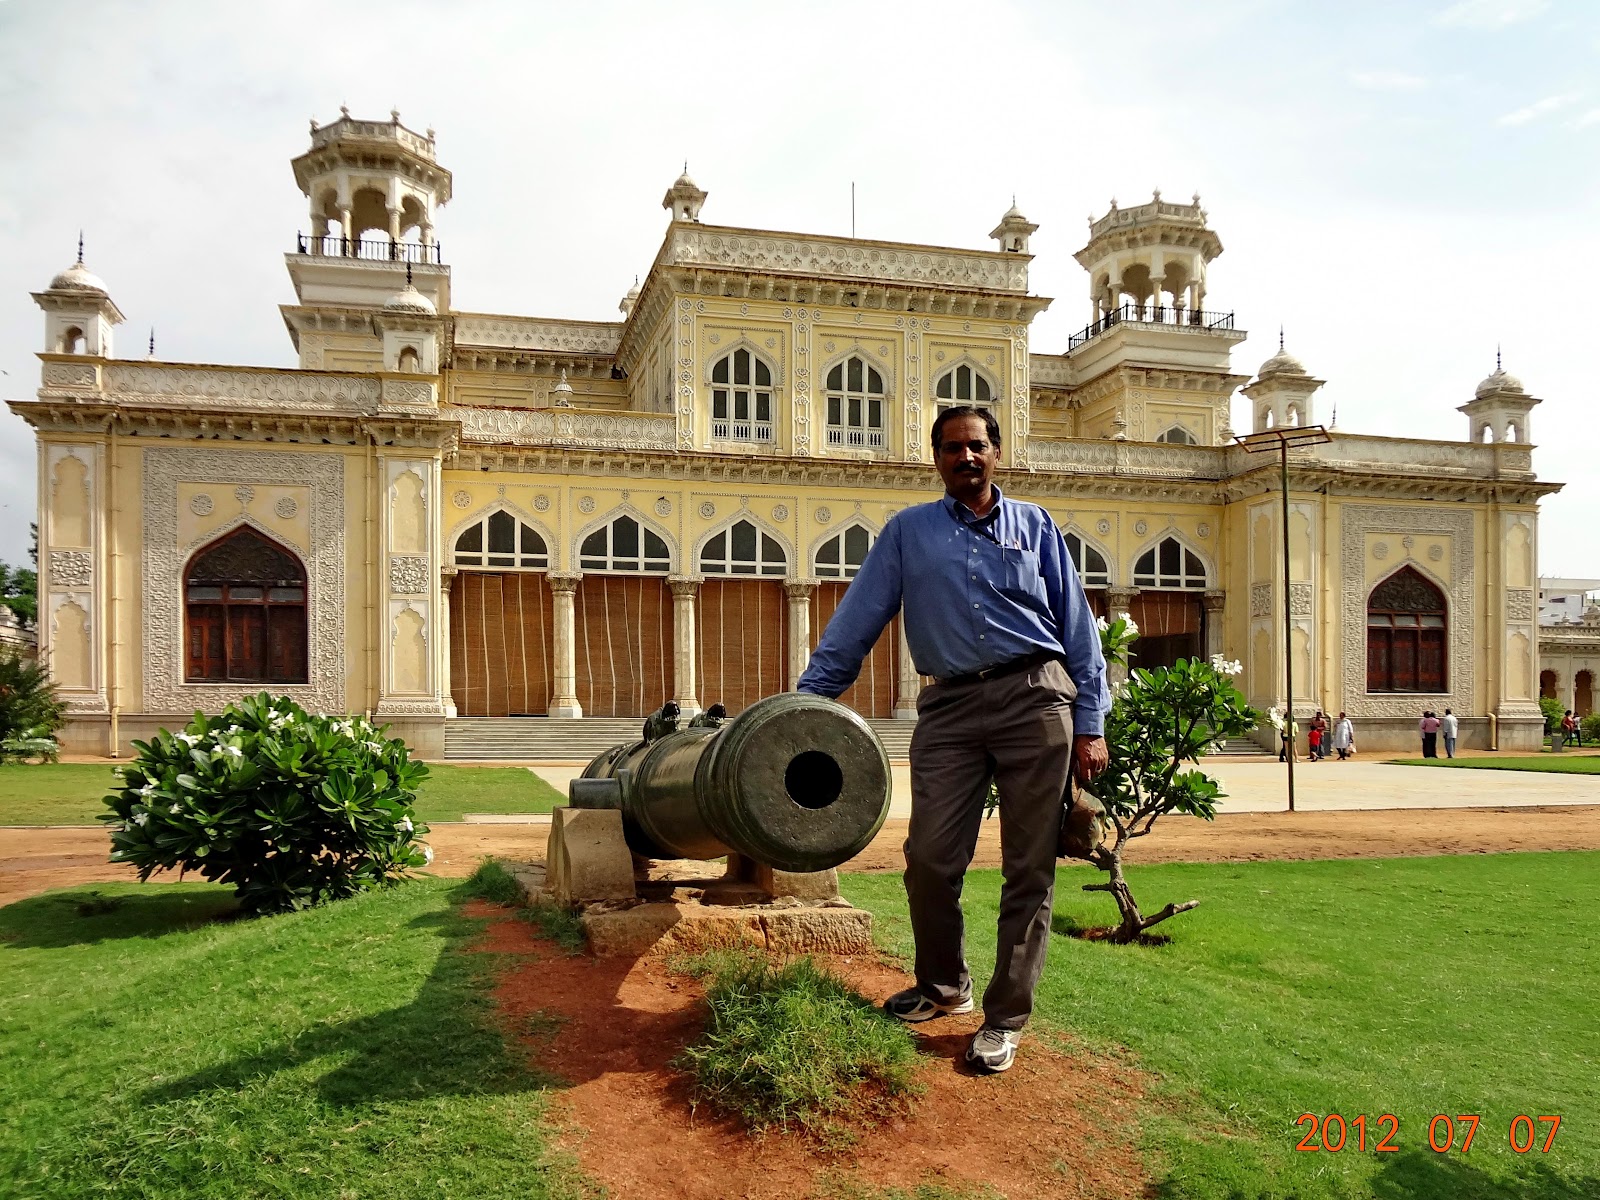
[[570, 693, 891, 875]]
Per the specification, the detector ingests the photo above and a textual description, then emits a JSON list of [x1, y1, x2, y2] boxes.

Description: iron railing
[[295, 233, 443, 264], [1067, 303, 1235, 350], [826, 426, 886, 450], [712, 419, 774, 444]]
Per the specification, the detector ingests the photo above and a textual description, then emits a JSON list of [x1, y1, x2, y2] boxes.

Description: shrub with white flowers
[[101, 693, 432, 915]]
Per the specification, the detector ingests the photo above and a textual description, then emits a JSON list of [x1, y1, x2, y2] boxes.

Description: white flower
[[1123, 616, 1139, 637], [175, 732, 200, 748], [423, 844, 435, 866], [169, 804, 181, 814], [136, 783, 157, 798], [132, 811, 149, 827], [365, 741, 385, 754], [1209, 653, 1243, 677], [398, 816, 414, 833], [220, 744, 243, 760], [1095, 615, 1110, 632]]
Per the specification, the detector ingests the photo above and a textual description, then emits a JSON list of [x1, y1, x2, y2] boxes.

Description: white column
[[1203, 590, 1226, 661], [668, 576, 701, 717], [547, 572, 583, 718], [1106, 587, 1139, 688], [894, 617, 921, 720], [785, 580, 816, 690], [440, 567, 458, 718]]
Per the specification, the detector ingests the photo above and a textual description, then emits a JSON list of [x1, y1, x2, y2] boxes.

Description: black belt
[[937, 649, 1061, 688]]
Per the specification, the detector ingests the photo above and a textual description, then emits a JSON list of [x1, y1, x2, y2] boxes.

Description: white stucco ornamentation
[[447, 405, 675, 451], [41, 363, 97, 389], [189, 493, 214, 517], [275, 496, 298, 519], [665, 228, 1030, 292], [49, 550, 92, 589], [452, 490, 471, 509], [1250, 581, 1272, 618], [142, 448, 346, 713], [1506, 588, 1534, 622], [105, 365, 380, 412], [1289, 581, 1313, 617], [453, 316, 622, 355], [1340, 505, 1474, 717], [389, 555, 429, 595]]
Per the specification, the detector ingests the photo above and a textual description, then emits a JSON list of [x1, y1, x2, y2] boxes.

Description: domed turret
[[382, 282, 436, 315], [48, 259, 109, 296], [1257, 347, 1306, 378], [1475, 366, 1524, 398], [989, 198, 1039, 254], [662, 164, 708, 222], [619, 276, 641, 318], [32, 236, 124, 356], [1242, 332, 1323, 432], [1460, 351, 1538, 444]]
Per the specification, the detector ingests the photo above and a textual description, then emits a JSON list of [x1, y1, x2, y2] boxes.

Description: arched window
[[825, 356, 886, 449], [815, 524, 873, 579], [1366, 566, 1447, 693], [1154, 424, 1198, 445], [580, 514, 670, 572], [1133, 537, 1207, 589], [935, 364, 993, 409], [1064, 531, 1111, 587], [61, 326, 86, 355], [454, 511, 549, 569], [700, 519, 786, 576], [710, 348, 774, 443], [184, 527, 308, 683], [397, 346, 421, 373]]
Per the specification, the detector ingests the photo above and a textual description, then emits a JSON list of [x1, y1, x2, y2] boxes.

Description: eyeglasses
[[939, 440, 993, 456]]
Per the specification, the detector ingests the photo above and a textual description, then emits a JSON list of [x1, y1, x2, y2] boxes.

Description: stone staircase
[[443, 715, 918, 761], [1209, 737, 1276, 759]]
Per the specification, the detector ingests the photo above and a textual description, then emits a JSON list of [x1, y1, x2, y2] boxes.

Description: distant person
[[1441, 708, 1459, 759], [1560, 709, 1579, 748], [1307, 720, 1323, 762], [1332, 712, 1354, 760], [1278, 714, 1298, 762], [1419, 710, 1441, 758]]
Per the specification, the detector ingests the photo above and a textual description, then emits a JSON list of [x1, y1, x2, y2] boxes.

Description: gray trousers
[[905, 657, 1076, 1031]]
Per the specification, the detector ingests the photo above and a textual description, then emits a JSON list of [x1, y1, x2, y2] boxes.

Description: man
[[1441, 707, 1459, 759], [797, 406, 1110, 1075], [1332, 711, 1354, 761]]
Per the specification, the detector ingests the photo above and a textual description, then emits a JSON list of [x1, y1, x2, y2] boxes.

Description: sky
[[0, 0, 1596, 572]]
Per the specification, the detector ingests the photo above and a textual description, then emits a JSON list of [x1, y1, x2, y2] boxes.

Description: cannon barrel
[[570, 693, 891, 874]]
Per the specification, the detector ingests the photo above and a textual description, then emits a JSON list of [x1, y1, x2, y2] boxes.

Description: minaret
[[285, 108, 453, 312], [33, 236, 124, 357], [1242, 332, 1325, 432], [662, 165, 707, 222], [989, 200, 1038, 254], [1074, 190, 1223, 323], [1459, 352, 1539, 443]]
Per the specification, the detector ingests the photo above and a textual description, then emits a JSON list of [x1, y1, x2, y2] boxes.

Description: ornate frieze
[[1250, 581, 1272, 618], [41, 362, 97, 390], [142, 448, 346, 713], [382, 379, 437, 408], [452, 316, 622, 355], [104, 364, 381, 412], [446, 405, 675, 451], [1505, 588, 1535, 622], [1288, 581, 1313, 617], [1339, 505, 1474, 718], [665, 226, 1031, 292], [49, 550, 92, 589]]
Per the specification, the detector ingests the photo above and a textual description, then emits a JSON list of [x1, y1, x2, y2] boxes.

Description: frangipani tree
[[1073, 617, 1260, 942]]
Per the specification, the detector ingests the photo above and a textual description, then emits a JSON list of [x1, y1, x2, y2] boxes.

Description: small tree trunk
[[1084, 844, 1200, 944]]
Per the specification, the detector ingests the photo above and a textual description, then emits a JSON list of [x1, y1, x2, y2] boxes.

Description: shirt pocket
[[1000, 547, 1046, 603]]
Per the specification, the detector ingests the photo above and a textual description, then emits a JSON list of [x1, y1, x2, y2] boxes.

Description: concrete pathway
[[524, 758, 1596, 819]]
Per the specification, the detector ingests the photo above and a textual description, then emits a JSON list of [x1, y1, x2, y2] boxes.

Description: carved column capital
[[1202, 589, 1226, 613], [1105, 587, 1140, 610], [668, 575, 702, 600], [546, 571, 582, 597], [784, 578, 818, 602]]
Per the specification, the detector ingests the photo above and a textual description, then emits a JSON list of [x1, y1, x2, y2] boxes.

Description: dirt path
[[7, 805, 1600, 907], [472, 901, 1150, 1200]]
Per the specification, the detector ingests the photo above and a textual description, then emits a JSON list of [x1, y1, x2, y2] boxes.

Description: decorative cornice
[[452, 314, 622, 355], [444, 404, 675, 451]]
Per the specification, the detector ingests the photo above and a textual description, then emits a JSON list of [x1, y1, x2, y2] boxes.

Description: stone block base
[[546, 808, 636, 905], [581, 900, 874, 958]]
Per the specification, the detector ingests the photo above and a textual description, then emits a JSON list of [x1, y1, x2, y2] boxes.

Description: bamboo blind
[[810, 582, 900, 718], [696, 579, 787, 715], [575, 574, 675, 717], [450, 572, 554, 716]]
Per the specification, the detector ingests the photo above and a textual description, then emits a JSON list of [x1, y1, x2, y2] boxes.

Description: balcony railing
[[712, 419, 774, 444], [295, 233, 443, 264], [826, 425, 886, 450], [1067, 303, 1235, 350]]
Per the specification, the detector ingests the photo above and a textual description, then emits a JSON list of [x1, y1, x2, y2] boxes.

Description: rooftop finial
[[148, 327, 155, 357], [1279, 325, 1285, 352], [1497, 343, 1503, 371], [683, 160, 688, 174], [406, 262, 414, 288], [77, 231, 84, 264]]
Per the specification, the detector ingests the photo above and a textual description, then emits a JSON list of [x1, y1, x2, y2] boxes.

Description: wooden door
[[186, 605, 226, 681], [809, 582, 899, 718], [575, 575, 675, 718], [696, 579, 787, 716], [450, 573, 554, 716]]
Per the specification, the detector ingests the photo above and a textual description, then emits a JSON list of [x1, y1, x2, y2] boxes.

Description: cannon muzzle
[[571, 693, 891, 874]]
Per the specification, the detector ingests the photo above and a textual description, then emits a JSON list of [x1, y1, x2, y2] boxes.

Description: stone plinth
[[545, 807, 635, 905], [581, 899, 874, 958]]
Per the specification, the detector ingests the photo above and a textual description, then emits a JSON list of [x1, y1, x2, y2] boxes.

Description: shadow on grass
[[1149, 1150, 1598, 1200], [1050, 911, 1171, 947], [0, 885, 240, 949], [142, 891, 561, 1108]]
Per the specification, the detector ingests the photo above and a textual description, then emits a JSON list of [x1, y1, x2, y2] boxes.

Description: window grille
[[700, 519, 787, 577], [1133, 537, 1207, 588], [1064, 530, 1111, 587], [815, 524, 873, 579], [454, 511, 549, 569], [825, 356, 886, 449], [711, 348, 774, 443], [934, 363, 994, 409], [579, 514, 670, 573]]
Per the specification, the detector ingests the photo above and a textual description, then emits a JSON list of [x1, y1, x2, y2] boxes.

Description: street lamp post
[[1235, 425, 1332, 812]]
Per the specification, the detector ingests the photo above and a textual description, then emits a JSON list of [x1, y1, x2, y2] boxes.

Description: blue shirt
[[797, 486, 1111, 736]]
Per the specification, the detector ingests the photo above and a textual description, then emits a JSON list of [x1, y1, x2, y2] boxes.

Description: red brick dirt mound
[[469, 902, 1151, 1200]]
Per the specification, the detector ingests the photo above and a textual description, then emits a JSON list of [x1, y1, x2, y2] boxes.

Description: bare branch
[[1138, 899, 1201, 931]]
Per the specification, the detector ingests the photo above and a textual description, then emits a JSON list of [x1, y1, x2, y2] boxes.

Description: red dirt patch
[[467, 900, 1151, 1200]]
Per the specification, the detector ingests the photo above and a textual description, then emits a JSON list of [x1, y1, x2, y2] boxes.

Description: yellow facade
[[14, 114, 1559, 757]]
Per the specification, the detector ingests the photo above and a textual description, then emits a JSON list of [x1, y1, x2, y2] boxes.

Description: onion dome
[[48, 259, 109, 295], [1257, 347, 1305, 377], [1475, 366, 1524, 397], [382, 282, 436, 315]]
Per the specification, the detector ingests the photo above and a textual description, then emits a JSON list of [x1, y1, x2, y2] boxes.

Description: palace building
[[13, 111, 1560, 757]]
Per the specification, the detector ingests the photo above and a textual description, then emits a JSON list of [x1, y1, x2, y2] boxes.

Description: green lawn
[[845, 854, 1600, 1199], [0, 762, 563, 826], [1389, 755, 1600, 774], [0, 877, 588, 1199]]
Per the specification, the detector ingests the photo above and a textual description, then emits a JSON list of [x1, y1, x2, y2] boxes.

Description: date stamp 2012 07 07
[[1296, 1113, 1562, 1154]]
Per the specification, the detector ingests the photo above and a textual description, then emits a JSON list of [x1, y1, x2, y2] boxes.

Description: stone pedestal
[[545, 807, 635, 905]]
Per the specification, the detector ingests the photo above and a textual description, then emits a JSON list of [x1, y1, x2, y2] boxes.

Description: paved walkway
[[523, 758, 1597, 819]]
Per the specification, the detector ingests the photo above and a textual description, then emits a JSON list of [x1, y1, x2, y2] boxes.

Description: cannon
[[568, 693, 891, 875]]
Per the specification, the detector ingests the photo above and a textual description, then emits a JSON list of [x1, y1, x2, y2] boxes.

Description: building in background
[[1538, 577, 1600, 716], [10, 112, 1562, 756]]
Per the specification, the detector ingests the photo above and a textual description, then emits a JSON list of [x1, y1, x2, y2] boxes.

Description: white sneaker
[[965, 1025, 1021, 1073]]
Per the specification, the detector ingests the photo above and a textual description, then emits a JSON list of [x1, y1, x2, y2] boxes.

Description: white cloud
[[1495, 93, 1579, 126], [1351, 70, 1429, 92], [1573, 108, 1600, 128], [1436, 0, 1549, 28]]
